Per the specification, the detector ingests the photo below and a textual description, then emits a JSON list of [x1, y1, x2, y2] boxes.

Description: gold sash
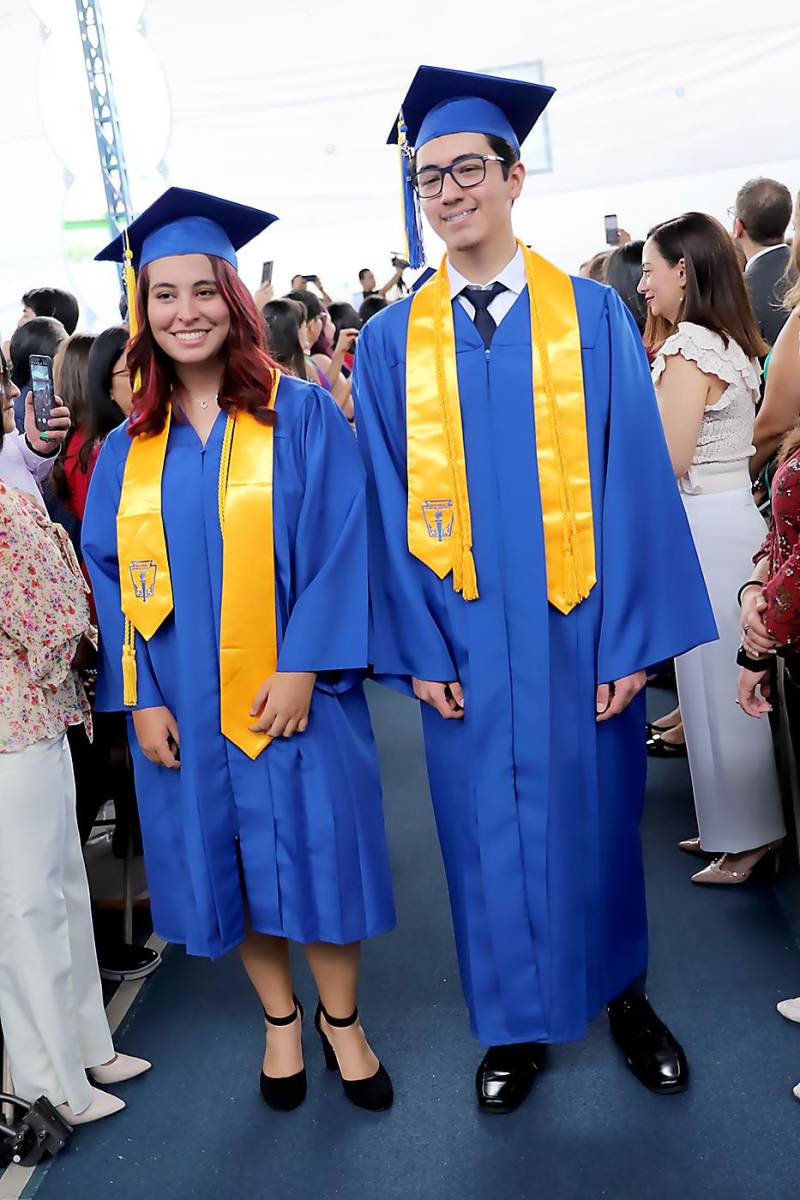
[[405, 241, 596, 614], [116, 373, 280, 759]]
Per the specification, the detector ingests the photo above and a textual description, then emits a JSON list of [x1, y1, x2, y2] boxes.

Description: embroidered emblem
[[129, 559, 157, 603], [421, 499, 455, 542]]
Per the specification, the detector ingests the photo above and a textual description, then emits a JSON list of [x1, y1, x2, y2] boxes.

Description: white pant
[[0, 735, 114, 1110]]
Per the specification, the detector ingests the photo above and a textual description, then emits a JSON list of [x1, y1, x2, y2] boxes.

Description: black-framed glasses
[[0, 348, 11, 399], [411, 153, 506, 199]]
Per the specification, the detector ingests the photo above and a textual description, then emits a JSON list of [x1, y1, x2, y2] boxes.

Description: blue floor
[[23, 684, 800, 1199]]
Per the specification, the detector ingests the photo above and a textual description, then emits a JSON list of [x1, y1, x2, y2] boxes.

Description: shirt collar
[[746, 243, 787, 269], [446, 245, 526, 301]]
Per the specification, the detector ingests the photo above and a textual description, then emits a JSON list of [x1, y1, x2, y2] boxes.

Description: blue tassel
[[397, 112, 426, 269]]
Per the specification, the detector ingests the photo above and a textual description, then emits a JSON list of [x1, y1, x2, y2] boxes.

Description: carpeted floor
[[19, 683, 800, 1199]]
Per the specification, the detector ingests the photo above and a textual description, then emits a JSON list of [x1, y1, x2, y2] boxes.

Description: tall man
[[732, 177, 795, 347], [353, 66, 717, 1114]]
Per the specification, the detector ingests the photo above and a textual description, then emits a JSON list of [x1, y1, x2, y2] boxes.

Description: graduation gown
[[82, 376, 395, 959], [353, 280, 717, 1046]]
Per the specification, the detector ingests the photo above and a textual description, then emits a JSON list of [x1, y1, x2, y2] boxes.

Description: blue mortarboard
[[388, 65, 555, 269], [95, 186, 278, 271]]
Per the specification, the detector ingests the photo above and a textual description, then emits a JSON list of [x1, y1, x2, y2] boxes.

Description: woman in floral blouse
[[0, 381, 151, 1124]]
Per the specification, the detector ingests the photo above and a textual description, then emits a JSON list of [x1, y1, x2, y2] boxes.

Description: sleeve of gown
[[276, 386, 368, 678], [595, 291, 718, 683], [352, 319, 458, 684], [80, 436, 165, 712]]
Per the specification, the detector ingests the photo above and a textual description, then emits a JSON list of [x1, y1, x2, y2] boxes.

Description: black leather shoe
[[607, 995, 688, 1094], [646, 731, 688, 759], [476, 1043, 546, 1114], [98, 942, 162, 982]]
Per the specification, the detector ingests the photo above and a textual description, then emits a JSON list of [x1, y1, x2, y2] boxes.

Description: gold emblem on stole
[[129, 559, 157, 603], [421, 499, 455, 542]]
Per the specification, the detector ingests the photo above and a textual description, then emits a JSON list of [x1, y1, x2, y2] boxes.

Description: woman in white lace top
[[639, 212, 785, 884]]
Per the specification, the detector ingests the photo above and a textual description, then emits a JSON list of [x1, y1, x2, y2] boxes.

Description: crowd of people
[[2, 59, 800, 1153]]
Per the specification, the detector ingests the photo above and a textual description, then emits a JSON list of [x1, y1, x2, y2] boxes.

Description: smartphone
[[261, 260, 274, 285], [29, 354, 55, 432], [604, 214, 620, 247], [391, 255, 410, 270], [302, 274, 317, 284]]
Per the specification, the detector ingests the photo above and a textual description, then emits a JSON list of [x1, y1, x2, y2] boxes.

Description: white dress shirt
[[745, 243, 787, 271], [447, 247, 526, 332]]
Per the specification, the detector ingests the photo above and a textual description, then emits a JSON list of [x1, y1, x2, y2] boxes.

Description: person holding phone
[[0, 344, 71, 506], [354, 65, 716, 1114], [82, 187, 395, 1114]]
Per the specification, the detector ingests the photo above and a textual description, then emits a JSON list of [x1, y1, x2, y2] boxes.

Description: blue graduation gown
[[353, 280, 717, 1046], [82, 376, 395, 959]]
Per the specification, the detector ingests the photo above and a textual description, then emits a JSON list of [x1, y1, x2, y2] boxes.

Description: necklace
[[194, 391, 218, 410]]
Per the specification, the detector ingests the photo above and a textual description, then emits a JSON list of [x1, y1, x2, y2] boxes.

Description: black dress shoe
[[607, 996, 688, 1094], [476, 1043, 546, 1114], [98, 942, 162, 982], [646, 731, 688, 759]]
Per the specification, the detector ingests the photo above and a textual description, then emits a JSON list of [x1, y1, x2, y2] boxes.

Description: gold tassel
[[122, 618, 138, 706], [460, 546, 479, 601], [123, 228, 138, 338]]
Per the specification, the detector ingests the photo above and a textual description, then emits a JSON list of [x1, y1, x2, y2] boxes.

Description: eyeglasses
[[411, 154, 506, 199], [0, 352, 11, 399], [111, 368, 129, 378]]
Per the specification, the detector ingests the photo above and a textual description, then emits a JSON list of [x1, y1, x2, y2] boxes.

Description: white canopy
[[1, 0, 797, 332]]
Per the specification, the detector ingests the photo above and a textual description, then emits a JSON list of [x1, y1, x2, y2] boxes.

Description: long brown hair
[[52, 333, 95, 499], [644, 212, 768, 358], [127, 256, 278, 438]]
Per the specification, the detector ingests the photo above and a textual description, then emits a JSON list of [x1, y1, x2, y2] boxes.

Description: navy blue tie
[[461, 282, 507, 349]]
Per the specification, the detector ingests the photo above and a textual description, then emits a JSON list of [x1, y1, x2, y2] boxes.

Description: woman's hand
[[412, 678, 464, 720], [254, 280, 274, 309], [740, 588, 776, 657], [335, 328, 359, 355], [737, 667, 773, 717], [71, 633, 97, 672], [595, 671, 647, 722], [24, 392, 70, 455], [249, 671, 316, 738], [132, 706, 181, 768]]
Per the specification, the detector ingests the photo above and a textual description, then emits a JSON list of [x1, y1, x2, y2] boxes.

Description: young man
[[732, 177, 795, 347], [353, 66, 717, 1114]]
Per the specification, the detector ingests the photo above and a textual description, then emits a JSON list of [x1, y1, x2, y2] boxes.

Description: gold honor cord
[[116, 372, 282, 759], [404, 242, 595, 614]]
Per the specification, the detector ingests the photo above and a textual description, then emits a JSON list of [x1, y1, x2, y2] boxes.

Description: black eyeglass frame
[[411, 153, 507, 199]]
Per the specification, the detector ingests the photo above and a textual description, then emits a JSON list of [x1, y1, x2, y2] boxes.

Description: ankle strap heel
[[260, 995, 306, 1112], [314, 1002, 393, 1112]]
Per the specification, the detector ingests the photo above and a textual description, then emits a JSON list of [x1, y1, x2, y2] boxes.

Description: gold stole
[[116, 372, 280, 759], [405, 241, 596, 614]]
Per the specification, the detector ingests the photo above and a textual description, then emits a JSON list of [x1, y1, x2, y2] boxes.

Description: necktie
[[461, 282, 507, 349]]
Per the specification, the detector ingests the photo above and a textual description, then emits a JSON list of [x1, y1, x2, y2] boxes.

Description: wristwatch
[[736, 645, 772, 671]]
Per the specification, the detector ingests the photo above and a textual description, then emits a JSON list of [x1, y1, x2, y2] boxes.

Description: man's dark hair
[[605, 241, 647, 334], [359, 295, 388, 323], [358, 268, 371, 283], [486, 135, 520, 180], [9, 317, 68, 388], [735, 178, 793, 246], [286, 289, 322, 320], [21, 287, 80, 334]]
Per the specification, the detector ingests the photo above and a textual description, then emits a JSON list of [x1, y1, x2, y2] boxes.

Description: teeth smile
[[444, 209, 476, 223], [174, 331, 208, 342]]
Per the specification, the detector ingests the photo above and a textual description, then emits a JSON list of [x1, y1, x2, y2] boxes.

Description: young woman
[[0, 376, 149, 1126], [639, 212, 785, 883], [82, 188, 395, 1113], [262, 298, 307, 379], [52, 333, 95, 518], [285, 288, 357, 418]]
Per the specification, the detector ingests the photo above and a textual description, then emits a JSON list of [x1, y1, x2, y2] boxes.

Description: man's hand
[[595, 671, 647, 723], [737, 667, 773, 717], [740, 589, 776, 658], [24, 392, 70, 455], [132, 706, 181, 768], [412, 678, 464, 720], [249, 671, 316, 738]]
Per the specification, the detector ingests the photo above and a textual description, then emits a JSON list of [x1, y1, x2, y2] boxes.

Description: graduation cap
[[96, 186, 278, 272], [388, 65, 555, 269], [95, 186, 278, 336]]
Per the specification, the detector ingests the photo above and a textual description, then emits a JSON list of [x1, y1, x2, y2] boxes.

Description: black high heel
[[260, 996, 306, 1111], [314, 1002, 393, 1111]]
